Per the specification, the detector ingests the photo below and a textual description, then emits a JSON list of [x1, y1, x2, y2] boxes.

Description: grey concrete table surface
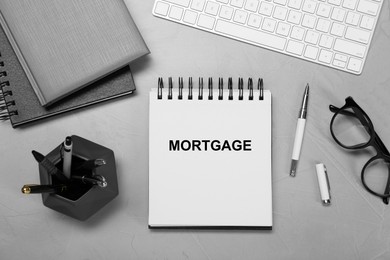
[[1, 0, 390, 259]]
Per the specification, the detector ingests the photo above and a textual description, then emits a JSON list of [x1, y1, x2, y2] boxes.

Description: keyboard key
[[318, 49, 333, 63], [262, 18, 277, 32], [215, 19, 286, 50], [234, 10, 249, 24], [334, 53, 348, 62], [274, 0, 287, 5], [291, 26, 305, 40], [288, 0, 303, 9], [198, 14, 215, 29], [205, 2, 220, 15], [259, 2, 273, 16], [346, 11, 361, 26], [169, 6, 184, 20], [357, 0, 379, 16], [220, 5, 234, 20], [342, 0, 358, 10], [331, 8, 346, 22], [191, 0, 206, 11], [247, 13, 262, 28], [288, 10, 302, 24], [333, 59, 346, 68], [347, 57, 363, 72], [328, 0, 341, 6], [276, 22, 291, 36], [334, 39, 366, 58], [183, 10, 198, 24], [304, 45, 319, 59], [165, 0, 190, 7], [302, 14, 316, 28], [302, 0, 317, 14], [273, 6, 288, 20], [360, 15, 375, 30], [345, 27, 370, 44], [330, 23, 345, 37], [319, 34, 334, 48], [231, 0, 244, 8], [217, 0, 229, 3], [317, 3, 331, 17], [316, 18, 331, 32], [245, 0, 260, 12], [286, 40, 304, 55], [305, 30, 319, 44], [154, 2, 170, 16]]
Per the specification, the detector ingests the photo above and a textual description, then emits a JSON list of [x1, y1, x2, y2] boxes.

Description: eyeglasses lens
[[364, 158, 390, 197], [332, 108, 371, 148]]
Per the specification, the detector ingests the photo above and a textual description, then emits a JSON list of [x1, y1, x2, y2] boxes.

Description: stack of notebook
[[0, 0, 149, 127]]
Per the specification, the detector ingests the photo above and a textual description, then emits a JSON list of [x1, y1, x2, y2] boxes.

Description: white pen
[[290, 84, 309, 177], [62, 136, 73, 179], [316, 163, 331, 205]]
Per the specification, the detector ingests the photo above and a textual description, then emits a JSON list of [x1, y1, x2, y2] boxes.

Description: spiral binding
[[0, 52, 17, 121], [157, 77, 264, 101]]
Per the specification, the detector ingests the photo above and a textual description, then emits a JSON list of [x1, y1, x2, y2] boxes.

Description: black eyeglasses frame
[[329, 96, 390, 204]]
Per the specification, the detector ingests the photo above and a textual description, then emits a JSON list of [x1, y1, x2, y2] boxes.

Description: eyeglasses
[[329, 97, 390, 204]]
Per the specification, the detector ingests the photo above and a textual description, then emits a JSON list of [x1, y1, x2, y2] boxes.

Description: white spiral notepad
[[149, 77, 272, 229]]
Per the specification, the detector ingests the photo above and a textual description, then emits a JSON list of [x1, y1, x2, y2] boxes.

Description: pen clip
[[323, 165, 331, 192], [59, 143, 64, 159]]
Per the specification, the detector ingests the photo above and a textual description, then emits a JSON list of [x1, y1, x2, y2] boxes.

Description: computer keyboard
[[152, 0, 383, 75]]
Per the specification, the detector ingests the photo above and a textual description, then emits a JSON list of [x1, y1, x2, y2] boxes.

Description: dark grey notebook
[[0, 0, 149, 106], [0, 25, 135, 128]]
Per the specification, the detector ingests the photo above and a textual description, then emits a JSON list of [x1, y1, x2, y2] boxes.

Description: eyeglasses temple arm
[[374, 135, 390, 156], [329, 105, 356, 117], [383, 166, 390, 204]]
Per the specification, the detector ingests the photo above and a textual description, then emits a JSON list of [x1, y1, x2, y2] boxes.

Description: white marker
[[62, 136, 73, 179], [316, 163, 331, 205], [290, 84, 309, 177]]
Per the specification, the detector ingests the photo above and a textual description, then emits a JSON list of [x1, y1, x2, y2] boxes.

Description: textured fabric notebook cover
[[0, 0, 149, 106], [0, 24, 135, 128]]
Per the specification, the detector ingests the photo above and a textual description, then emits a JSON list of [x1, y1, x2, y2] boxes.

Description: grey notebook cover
[[0, 24, 136, 128], [0, 0, 149, 106]]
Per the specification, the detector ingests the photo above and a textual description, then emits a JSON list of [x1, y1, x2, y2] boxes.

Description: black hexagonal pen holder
[[39, 135, 118, 221]]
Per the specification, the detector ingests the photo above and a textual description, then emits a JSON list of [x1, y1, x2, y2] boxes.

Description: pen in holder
[[37, 135, 118, 221]]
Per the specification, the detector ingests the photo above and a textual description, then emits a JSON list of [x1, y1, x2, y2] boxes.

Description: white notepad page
[[149, 87, 272, 229]]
